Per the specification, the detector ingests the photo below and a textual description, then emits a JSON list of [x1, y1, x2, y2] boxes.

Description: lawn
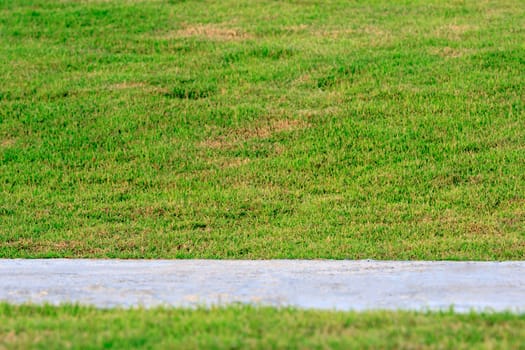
[[0, 0, 524, 259], [1, 1, 524, 347], [1, 304, 524, 349]]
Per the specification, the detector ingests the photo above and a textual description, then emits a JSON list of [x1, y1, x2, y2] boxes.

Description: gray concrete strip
[[0, 259, 524, 312]]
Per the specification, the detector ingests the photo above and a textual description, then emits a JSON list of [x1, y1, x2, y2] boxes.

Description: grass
[[0, 304, 524, 349], [1, 2, 523, 344], [0, 0, 524, 259]]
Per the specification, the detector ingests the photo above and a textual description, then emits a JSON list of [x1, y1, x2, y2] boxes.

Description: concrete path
[[1, 260, 524, 312]]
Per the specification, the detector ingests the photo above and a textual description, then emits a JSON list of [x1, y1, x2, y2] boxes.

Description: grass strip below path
[[1, 304, 524, 349]]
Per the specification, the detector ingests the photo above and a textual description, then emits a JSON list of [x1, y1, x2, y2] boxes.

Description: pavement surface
[[1, 259, 524, 312]]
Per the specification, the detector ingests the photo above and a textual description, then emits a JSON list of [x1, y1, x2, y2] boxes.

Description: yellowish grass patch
[[109, 82, 148, 90], [174, 24, 252, 41], [435, 24, 478, 40], [1, 137, 16, 148], [201, 119, 311, 150], [428, 46, 475, 58]]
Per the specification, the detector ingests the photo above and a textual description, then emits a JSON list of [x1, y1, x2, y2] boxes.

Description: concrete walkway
[[1, 260, 524, 312]]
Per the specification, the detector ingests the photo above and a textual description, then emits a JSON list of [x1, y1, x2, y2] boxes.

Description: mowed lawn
[[0, 0, 524, 259], [1, 304, 525, 349]]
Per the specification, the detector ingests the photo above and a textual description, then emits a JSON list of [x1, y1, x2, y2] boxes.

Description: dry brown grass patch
[[429, 46, 473, 58], [297, 106, 340, 118], [108, 82, 169, 94], [465, 222, 502, 236], [204, 156, 251, 169], [238, 118, 310, 140], [316, 28, 356, 38], [266, 119, 309, 134], [200, 138, 236, 150], [175, 24, 251, 41], [3, 331, 18, 344], [218, 157, 251, 169], [283, 24, 309, 33], [110, 82, 148, 90], [201, 119, 311, 150], [4, 238, 95, 255], [435, 24, 478, 40], [1, 137, 16, 148]]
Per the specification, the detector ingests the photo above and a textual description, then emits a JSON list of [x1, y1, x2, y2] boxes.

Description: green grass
[[1, 304, 524, 349], [1, 0, 524, 259]]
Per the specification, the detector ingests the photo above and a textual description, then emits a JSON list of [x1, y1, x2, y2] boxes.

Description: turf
[[1, 304, 524, 349], [0, 0, 524, 259]]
